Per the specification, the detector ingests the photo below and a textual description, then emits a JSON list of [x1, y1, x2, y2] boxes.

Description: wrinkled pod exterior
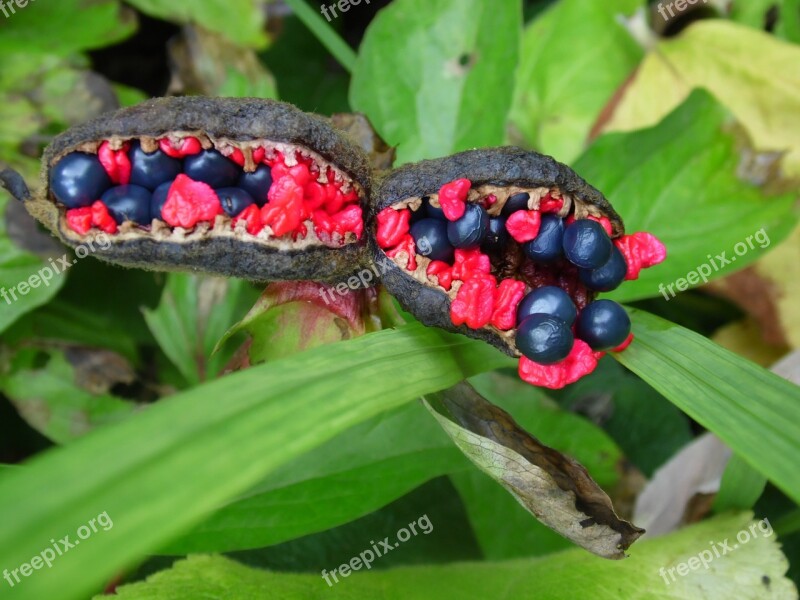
[[6, 96, 374, 282]]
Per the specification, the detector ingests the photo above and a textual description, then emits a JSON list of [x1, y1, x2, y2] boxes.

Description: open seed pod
[[10, 97, 373, 282], [372, 147, 665, 389]]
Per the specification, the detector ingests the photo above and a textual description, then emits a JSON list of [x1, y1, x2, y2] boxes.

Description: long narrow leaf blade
[[614, 310, 800, 504], [0, 324, 512, 600]]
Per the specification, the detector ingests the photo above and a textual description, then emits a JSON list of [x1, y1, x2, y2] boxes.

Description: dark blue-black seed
[[579, 245, 627, 292], [482, 217, 509, 251], [423, 196, 447, 220], [517, 285, 577, 326], [151, 181, 172, 221], [50, 152, 112, 208], [523, 214, 565, 262], [128, 142, 182, 190], [100, 185, 152, 224], [238, 165, 272, 206], [447, 203, 488, 249], [562, 219, 612, 269], [183, 150, 240, 188], [217, 187, 255, 217], [576, 299, 631, 350], [515, 314, 574, 364], [501, 192, 530, 216], [409, 218, 454, 262]]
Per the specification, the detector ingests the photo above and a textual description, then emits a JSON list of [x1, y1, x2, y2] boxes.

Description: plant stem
[[283, 0, 358, 74]]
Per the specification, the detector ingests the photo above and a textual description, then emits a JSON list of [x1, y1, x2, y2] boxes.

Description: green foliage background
[[0, 1, 799, 598]]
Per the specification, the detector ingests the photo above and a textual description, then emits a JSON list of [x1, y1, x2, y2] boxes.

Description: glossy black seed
[[579, 245, 627, 292], [151, 181, 172, 221], [217, 187, 256, 217], [447, 203, 488, 249], [562, 219, 612, 269], [129, 142, 182, 190], [238, 164, 272, 206], [50, 152, 112, 208], [523, 214, 564, 262], [183, 150, 240, 188], [501, 192, 530, 216], [515, 314, 574, 364], [409, 218, 454, 262], [101, 185, 152, 224], [482, 217, 509, 251], [517, 285, 577, 326], [423, 196, 447, 220], [576, 299, 631, 350]]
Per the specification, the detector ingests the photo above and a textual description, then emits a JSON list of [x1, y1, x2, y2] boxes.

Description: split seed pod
[[373, 146, 625, 357], [11, 97, 373, 282]]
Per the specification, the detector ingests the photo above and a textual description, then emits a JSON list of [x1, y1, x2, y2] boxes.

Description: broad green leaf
[[228, 477, 482, 572], [350, 0, 522, 164], [452, 371, 625, 559], [105, 513, 795, 599], [603, 20, 800, 177], [0, 350, 138, 444], [714, 453, 768, 513], [165, 401, 470, 553], [142, 274, 258, 386], [509, 0, 643, 163], [614, 309, 800, 505], [0, 194, 65, 334], [573, 90, 798, 302], [0, 0, 136, 56], [0, 324, 512, 600], [124, 0, 267, 48]]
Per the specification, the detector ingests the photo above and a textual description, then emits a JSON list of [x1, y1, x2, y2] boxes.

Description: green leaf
[[260, 14, 350, 114], [0, 351, 138, 444], [713, 453, 768, 513], [350, 0, 522, 164], [0, 194, 66, 334], [283, 0, 357, 74], [124, 0, 267, 48], [4, 298, 140, 364], [0, 0, 136, 56], [553, 358, 693, 477], [614, 309, 800, 506], [105, 513, 795, 599], [509, 0, 643, 163], [573, 90, 798, 302], [165, 401, 470, 553], [0, 324, 511, 600], [142, 274, 258, 386], [776, 0, 800, 43]]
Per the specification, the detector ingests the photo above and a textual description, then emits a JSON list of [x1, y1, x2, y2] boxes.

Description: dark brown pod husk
[[371, 146, 625, 357], [23, 97, 374, 282]]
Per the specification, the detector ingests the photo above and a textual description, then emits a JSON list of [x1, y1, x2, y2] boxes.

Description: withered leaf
[[424, 381, 643, 559]]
